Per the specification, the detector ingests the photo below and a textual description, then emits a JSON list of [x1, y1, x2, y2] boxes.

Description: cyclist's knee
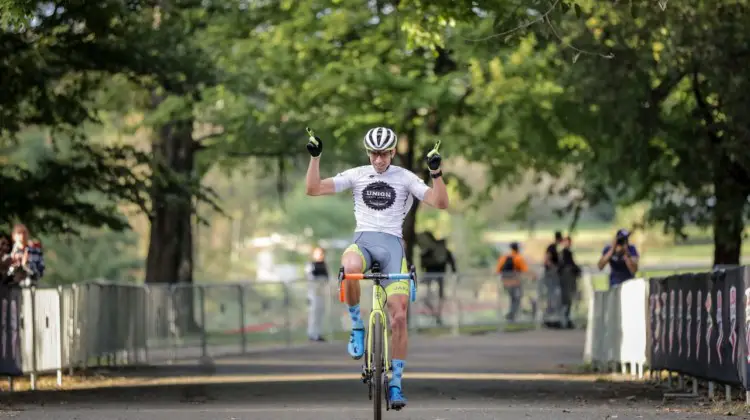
[[390, 309, 407, 331], [342, 251, 364, 274], [389, 298, 408, 330]]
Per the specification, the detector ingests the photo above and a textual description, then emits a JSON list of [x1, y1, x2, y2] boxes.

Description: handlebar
[[337, 265, 418, 303], [341, 272, 413, 281]]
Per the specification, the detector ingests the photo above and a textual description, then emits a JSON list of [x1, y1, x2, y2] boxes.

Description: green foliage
[[1, 0, 221, 236], [1, 133, 150, 234], [275, 183, 356, 242], [197, 1, 474, 169], [40, 228, 143, 285], [537, 0, 750, 263], [5, 0, 750, 272], [420, 0, 750, 263]]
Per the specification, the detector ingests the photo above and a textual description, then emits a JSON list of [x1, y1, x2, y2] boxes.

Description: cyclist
[[304, 127, 449, 410]]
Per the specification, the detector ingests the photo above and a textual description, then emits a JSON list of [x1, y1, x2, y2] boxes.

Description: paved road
[[1, 329, 738, 419]]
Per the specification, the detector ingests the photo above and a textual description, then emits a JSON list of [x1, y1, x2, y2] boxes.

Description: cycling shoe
[[347, 328, 365, 359]]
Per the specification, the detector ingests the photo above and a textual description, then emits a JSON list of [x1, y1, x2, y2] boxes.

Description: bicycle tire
[[372, 313, 383, 420]]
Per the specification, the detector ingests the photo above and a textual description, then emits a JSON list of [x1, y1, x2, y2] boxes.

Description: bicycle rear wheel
[[372, 313, 383, 420]]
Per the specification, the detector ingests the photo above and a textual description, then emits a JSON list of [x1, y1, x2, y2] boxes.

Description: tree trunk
[[400, 126, 420, 266], [145, 118, 195, 284], [711, 157, 748, 266], [145, 115, 199, 332]]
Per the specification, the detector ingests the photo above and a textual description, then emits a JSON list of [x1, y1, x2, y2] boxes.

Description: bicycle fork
[[361, 288, 391, 383]]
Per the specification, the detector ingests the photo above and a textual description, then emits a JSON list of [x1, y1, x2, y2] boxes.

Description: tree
[[384, 0, 750, 265], [2, 0, 225, 304], [534, 1, 750, 265], [136, 2, 219, 286], [1, 1, 179, 235]]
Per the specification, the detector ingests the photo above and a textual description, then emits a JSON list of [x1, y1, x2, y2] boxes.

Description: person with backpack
[[495, 242, 534, 322]]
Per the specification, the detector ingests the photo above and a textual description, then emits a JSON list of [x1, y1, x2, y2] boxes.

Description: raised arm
[[415, 140, 449, 209], [421, 174, 449, 209], [304, 128, 338, 196], [305, 156, 337, 196]]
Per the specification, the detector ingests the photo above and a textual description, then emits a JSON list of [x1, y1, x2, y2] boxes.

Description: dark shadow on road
[[2, 377, 666, 408]]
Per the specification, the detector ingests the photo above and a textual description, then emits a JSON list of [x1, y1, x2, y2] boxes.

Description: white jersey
[[333, 165, 430, 238]]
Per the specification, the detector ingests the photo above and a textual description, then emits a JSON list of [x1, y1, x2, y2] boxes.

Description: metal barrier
[[583, 278, 649, 377], [0, 262, 707, 390]]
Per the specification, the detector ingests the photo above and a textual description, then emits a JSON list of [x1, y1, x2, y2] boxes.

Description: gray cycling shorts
[[345, 231, 409, 294]]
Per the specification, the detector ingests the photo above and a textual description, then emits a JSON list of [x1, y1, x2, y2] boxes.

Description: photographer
[[8, 224, 45, 287], [597, 229, 639, 287]]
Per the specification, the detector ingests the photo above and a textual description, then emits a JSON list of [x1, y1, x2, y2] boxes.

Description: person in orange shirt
[[495, 242, 536, 322]]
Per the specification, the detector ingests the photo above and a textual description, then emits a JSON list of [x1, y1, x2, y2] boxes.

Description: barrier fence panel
[[0, 262, 717, 390], [648, 266, 748, 388], [0, 286, 22, 376], [0, 265, 596, 384], [583, 278, 648, 376], [584, 264, 750, 404], [619, 279, 648, 374]]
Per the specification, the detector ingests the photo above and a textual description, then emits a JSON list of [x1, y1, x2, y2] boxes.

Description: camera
[[615, 228, 629, 246]]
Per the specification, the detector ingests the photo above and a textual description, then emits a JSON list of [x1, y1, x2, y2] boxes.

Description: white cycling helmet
[[363, 127, 398, 151]]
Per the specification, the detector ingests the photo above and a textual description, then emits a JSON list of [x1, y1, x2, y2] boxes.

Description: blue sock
[[389, 359, 405, 389], [348, 304, 364, 329]]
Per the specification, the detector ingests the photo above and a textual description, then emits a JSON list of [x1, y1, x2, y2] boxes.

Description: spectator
[[597, 228, 639, 287], [542, 231, 563, 319], [419, 234, 457, 326], [545, 231, 563, 273], [559, 236, 581, 328], [305, 245, 329, 342], [495, 242, 535, 322], [0, 232, 12, 284], [8, 224, 45, 286]]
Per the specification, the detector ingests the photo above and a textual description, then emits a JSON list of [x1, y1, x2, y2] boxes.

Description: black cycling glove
[[305, 127, 323, 157], [425, 140, 442, 170]]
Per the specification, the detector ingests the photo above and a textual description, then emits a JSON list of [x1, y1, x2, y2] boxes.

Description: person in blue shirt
[[597, 229, 639, 287]]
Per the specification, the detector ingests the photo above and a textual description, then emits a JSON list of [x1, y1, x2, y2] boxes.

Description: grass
[[484, 225, 750, 266], [588, 266, 718, 291]]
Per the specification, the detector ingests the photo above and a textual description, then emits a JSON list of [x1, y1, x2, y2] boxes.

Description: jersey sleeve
[[332, 168, 356, 192], [405, 170, 430, 201], [628, 245, 640, 257]]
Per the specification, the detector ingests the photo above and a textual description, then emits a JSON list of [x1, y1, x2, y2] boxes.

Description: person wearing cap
[[495, 242, 534, 322], [597, 229, 640, 287]]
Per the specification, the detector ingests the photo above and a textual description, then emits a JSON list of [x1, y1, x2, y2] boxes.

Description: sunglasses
[[367, 150, 392, 158]]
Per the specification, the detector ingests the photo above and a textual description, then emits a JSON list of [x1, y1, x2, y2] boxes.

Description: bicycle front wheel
[[372, 313, 383, 420]]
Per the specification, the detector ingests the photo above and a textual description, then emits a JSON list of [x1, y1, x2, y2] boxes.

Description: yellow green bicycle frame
[[366, 283, 390, 373]]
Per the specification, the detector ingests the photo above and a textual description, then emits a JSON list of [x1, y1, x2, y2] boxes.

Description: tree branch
[[691, 67, 720, 145], [651, 70, 686, 108], [192, 131, 225, 151]]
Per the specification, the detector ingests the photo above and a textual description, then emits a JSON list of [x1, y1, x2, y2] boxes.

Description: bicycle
[[337, 262, 417, 420]]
